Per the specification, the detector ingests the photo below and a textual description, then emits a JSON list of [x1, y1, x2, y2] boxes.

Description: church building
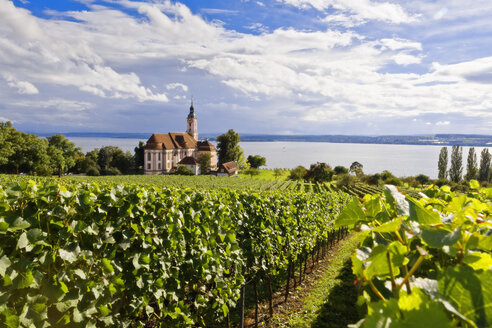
[[144, 101, 217, 174]]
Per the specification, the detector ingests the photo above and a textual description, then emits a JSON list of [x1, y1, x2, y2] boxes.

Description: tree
[[305, 162, 334, 182], [47, 134, 80, 176], [216, 129, 244, 166], [349, 161, 363, 176], [438, 147, 448, 180], [247, 155, 266, 169], [334, 166, 348, 175], [478, 148, 491, 182], [134, 141, 146, 170], [415, 174, 430, 187], [449, 145, 463, 183], [289, 166, 307, 180], [274, 168, 283, 178], [197, 152, 211, 174], [175, 165, 194, 175], [465, 147, 478, 181], [97, 146, 133, 175]]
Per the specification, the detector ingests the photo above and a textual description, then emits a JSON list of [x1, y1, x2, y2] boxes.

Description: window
[[147, 163, 151, 169], [147, 153, 151, 161], [158, 163, 161, 170], [158, 153, 161, 161]]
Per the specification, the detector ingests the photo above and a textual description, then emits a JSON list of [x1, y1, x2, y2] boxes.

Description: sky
[[0, 0, 491, 135]]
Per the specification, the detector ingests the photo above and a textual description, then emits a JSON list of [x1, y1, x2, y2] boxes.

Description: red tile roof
[[145, 133, 197, 150], [197, 139, 217, 152], [178, 156, 199, 165], [219, 161, 238, 174]]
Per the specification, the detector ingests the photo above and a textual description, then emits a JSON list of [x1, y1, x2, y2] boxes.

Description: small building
[[144, 100, 217, 174], [178, 156, 200, 175], [216, 161, 238, 177]]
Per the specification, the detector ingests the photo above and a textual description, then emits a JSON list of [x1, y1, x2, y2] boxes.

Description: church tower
[[186, 98, 198, 140]]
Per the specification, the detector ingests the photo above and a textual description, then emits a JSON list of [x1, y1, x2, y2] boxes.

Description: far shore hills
[[33, 132, 492, 147]]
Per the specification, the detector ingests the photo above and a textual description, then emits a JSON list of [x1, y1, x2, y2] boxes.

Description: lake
[[69, 137, 491, 179]]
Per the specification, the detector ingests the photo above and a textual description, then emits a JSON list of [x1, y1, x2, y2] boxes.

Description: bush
[[86, 166, 100, 176], [336, 173, 356, 189], [175, 165, 194, 175], [106, 167, 122, 175], [334, 166, 349, 175], [289, 165, 307, 180]]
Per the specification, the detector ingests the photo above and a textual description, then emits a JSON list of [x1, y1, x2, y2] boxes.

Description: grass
[[277, 234, 363, 328], [238, 169, 290, 181]]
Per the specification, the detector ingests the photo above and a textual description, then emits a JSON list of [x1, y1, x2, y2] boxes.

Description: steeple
[[186, 97, 198, 140], [188, 96, 196, 119]]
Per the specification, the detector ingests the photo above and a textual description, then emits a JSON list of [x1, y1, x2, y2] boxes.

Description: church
[[144, 101, 217, 175]]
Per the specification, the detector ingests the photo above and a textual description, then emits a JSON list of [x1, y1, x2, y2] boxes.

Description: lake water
[[69, 137, 491, 179]]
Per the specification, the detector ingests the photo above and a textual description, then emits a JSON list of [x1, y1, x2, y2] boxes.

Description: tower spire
[[186, 96, 198, 140]]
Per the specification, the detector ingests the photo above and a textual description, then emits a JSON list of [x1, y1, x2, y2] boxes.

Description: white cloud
[[436, 121, 450, 126], [2, 74, 39, 94], [279, 0, 418, 24], [0, 116, 13, 122], [392, 53, 422, 66], [166, 83, 189, 92], [256, 1, 265, 7]]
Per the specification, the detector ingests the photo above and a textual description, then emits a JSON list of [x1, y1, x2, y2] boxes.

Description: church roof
[[178, 156, 199, 165], [197, 139, 216, 152], [145, 133, 197, 150]]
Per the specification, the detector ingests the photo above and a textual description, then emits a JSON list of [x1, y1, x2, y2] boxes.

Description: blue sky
[[1, 0, 491, 135]]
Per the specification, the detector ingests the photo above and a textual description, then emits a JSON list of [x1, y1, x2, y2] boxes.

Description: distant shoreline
[[34, 132, 492, 147]]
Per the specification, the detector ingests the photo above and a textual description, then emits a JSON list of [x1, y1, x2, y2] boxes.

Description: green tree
[[438, 147, 448, 180], [47, 134, 80, 176], [274, 168, 283, 178], [349, 161, 363, 176], [334, 166, 348, 175], [449, 145, 463, 183], [97, 146, 133, 175], [289, 166, 307, 181], [247, 155, 266, 169], [134, 141, 146, 170], [197, 152, 212, 174], [465, 147, 478, 181], [478, 148, 491, 182], [305, 162, 334, 182], [175, 165, 194, 175], [0, 121, 17, 167], [216, 129, 244, 166], [415, 174, 430, 187]]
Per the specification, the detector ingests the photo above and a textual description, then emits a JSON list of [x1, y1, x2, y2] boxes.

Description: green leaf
[[463, 252, 492, 271], [335, 199, 366, 227], [14, 270, 33, 289], [16, 232, 29, 250], [102, 258, 114, 273], [0, 255, 11, 276], [438, 265, 492, 327], [421, 226, 461, 248], [407, 197, 441, 225], [373, 219, 401, 233], [470, 180, 480, 189], [59, 249, 77, 263]]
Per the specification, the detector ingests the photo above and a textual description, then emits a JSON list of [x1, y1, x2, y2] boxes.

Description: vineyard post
[[253, 280, 259, 328], [240, 285, 245, 328], [285, 258, 291, 302]]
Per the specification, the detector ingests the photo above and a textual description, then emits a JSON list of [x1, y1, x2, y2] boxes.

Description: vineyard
[[0, 176, 350, 327], [338, 182, 492, 327]]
